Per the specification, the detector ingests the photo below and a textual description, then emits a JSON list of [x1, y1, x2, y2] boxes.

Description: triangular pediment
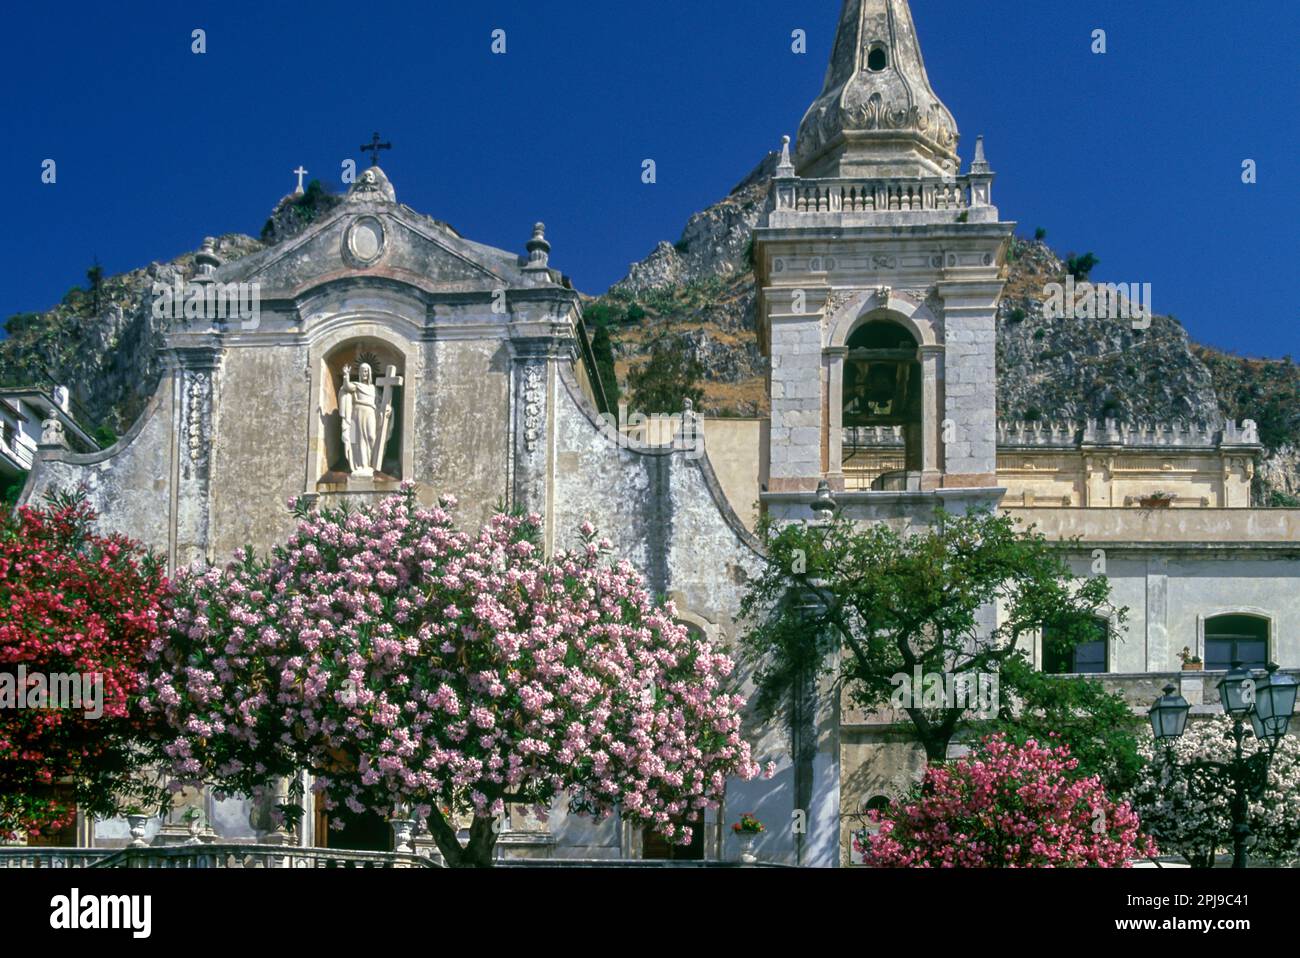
[[221, 203, 528, 296]]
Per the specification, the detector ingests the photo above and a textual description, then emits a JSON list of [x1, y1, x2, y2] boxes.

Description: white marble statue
[[339, 363, 379, 478], [338, 362, 402, 479]]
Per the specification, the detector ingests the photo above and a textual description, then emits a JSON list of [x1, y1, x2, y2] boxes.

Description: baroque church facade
[[19, 0, 1300, 865]]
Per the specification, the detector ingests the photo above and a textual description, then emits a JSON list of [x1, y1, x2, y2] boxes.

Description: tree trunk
[[425, 812, 499, 868]]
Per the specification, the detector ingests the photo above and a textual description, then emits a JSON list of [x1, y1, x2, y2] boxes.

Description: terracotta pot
[[1182, 662, 1203, 671]]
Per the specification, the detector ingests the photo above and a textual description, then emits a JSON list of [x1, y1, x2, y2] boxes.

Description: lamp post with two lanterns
[[1148, 661, 1298, 868]]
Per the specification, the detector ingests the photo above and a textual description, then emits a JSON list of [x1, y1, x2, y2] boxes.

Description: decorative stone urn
[[127, 815, 150, 848], [389, 818, 416, 855], [736, 833, 758, 865]]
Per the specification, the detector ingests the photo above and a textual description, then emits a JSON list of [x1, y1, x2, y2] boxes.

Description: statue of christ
[[339, 363, 379, 478]]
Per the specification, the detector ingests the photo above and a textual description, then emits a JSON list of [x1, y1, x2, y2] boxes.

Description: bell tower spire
[[795, 0, 960, 178]]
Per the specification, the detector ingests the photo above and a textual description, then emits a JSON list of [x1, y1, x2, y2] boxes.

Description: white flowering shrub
[[1131, 715, 1300, 867]]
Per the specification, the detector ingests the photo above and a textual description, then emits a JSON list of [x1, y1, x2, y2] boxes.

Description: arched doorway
[[841, 320, 922, 489]]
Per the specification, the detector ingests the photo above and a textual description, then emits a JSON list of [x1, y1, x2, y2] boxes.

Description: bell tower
[[755, 0, 1015, 522]]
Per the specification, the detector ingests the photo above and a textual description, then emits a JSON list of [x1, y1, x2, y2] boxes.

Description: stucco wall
[[22, 376, 176, 558]]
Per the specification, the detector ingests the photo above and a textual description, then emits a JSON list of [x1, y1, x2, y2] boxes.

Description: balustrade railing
[[773, 176, 971, 214], [87, 844, 437, 869], [0, 848, 112, 868]]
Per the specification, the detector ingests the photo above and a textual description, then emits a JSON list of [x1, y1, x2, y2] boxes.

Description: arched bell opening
[[841, 319, 922, 490]]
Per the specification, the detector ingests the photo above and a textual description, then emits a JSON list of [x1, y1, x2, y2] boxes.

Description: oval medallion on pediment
[[344, 215, 387, 267]]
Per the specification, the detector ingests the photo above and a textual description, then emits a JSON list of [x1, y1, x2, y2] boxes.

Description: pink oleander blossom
[[857, 734, 1156, 868]]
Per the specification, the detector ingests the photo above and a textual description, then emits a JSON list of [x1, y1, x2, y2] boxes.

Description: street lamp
[[1149, 662, 1298, 868], [1148, 684, 1189, 742], [1218, 661, 1255, 717], [1252, 663, 1298, 742]]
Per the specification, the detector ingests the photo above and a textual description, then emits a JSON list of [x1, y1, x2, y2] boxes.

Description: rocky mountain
[[3, 168, 1297, 505], [0, 185, 339, 437]]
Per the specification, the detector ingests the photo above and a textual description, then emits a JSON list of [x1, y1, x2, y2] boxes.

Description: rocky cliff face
[[0, 186, 339, 437]]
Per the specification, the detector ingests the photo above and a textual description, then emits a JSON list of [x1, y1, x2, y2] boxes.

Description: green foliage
[[0, 471, 26, 509], [673, 239, 690, 254], [1065, 252, 1099, 281], [1034, 227, 1048, 241], [86, 261, 104, 316], [626, 335, 703, 415], [1007, 306, 1027, 323], [589, 323, 620, 410], [1267, 490, 1300, 508], [584, 301, 621, 329], [626, 303, 647, 323], [92, 423, 118, 449], [739, 509, 1123, 762], [3, 312, 42, 339], [990, 654, 1144, 795]]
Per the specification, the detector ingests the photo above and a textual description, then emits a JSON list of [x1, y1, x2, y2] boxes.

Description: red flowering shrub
[[857, 734, 1156, 867], [0, 491, 169, 840]]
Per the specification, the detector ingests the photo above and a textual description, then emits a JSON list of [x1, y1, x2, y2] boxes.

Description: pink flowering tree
[[144, 486, 762, 867], [856, 734, 1156, 867]]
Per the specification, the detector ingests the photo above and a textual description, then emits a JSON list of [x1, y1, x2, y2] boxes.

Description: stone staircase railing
[[87, 844, 438, 869]]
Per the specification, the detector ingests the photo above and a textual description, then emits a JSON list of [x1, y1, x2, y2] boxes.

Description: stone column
[[824, 347, 846, 488], [919, 345, 943, 489], [936, 283, 1002, 487], [768, 312, 824, 493], [1145, 556, 1169, 671], [509, 323, 571, 547], [169, 343, 222, 571]]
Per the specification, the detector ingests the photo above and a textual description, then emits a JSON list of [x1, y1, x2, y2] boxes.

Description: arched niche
[[317, 337, 408, 485]]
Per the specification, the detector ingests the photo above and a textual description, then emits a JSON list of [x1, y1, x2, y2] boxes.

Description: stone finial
[[775, 135, 796, 177], [52, 385, 70, 413], [970, 135, 990, 174], [347, 165, 397, 204], [523, 222, 551, 272], [811, 479, 838, 522], [195, 237, 221, 278]]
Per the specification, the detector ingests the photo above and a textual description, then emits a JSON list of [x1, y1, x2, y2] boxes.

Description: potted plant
[[731, 813, 765, 864], [1138, 490, 1175, 509], [1178, 647, 1203, 671]]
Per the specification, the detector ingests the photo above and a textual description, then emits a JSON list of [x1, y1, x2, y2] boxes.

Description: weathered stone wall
[[208, 344, 308, 561], [23, 377, 176, 558], [416, 336, 512, 529]]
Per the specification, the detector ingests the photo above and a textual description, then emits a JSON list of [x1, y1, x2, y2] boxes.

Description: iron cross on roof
[[360, 132, 392, 167]]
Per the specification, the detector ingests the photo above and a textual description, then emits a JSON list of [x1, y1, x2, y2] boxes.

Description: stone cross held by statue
[[372, 364, 404, 472], [361, 132, 392, 168], [293, 166, 309, 194]]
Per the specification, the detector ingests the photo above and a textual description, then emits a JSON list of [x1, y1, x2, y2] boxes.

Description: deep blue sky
[[2, 0, 1297, 358]]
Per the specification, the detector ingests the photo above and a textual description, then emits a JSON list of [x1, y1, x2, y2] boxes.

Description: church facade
[[19, 0, 1300, 866]]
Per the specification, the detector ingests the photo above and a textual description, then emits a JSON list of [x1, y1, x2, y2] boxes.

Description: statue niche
[[320, 343, 404, 485]]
